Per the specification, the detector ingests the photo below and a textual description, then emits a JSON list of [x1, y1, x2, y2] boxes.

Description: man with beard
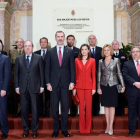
[[66, 35, 79, 116], [10, 38, 25, 118], [88, 34, 102, 116], [123, 46, 140, 136], [34, 37, 51, 118], [45, 31, 75, 137]]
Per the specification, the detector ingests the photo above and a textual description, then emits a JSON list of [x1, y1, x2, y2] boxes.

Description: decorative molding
[[128, 2, 140, 16], [0, 2, 13, 15]]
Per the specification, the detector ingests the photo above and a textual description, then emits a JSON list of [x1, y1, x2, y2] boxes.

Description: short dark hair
[[55, 31, 65, 37], [66, 35, 75, 40], [39, 37, 48, 44], [78, 44, 91, 60], [0, 39, 4, 50]]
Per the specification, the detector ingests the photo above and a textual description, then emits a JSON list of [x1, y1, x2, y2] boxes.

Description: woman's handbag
[[72, 94, 79, 105]]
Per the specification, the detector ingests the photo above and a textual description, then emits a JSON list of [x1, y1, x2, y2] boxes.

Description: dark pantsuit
[[127, 90, 140, 132], [51, 82, 69, 132], [20, 84, 39, 131], [0, 95, 9, 134]]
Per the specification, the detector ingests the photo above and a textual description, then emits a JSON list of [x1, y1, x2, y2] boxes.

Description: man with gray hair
[[14, 40, 44, 138], [123, 46, 140, 136]]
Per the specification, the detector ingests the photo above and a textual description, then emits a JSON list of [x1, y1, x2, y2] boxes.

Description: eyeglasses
[[132, 51, 140, 53]]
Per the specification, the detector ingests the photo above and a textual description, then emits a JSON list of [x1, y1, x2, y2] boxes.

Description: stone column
[[128, 2, 140, 45], [0, 2, 13, 53]]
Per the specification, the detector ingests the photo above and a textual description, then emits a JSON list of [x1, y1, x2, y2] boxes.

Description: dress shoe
[[2, 133, 8, 139], [22, 130, 29, 138], [13, 113, 20, 118], [46, 114, 51, 118], [62, 131, 70, 137], [129, 131, 134, 136], [52, 132, 59, 138], [32, 131, 38, 138]]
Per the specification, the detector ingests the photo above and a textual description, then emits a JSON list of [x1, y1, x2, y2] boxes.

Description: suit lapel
[[130, 60, 139, 77], [22, 54, 27, 70], [52, 46, 60, 68]]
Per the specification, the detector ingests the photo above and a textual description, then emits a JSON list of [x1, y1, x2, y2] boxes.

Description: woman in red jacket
[[73, 44, 96, 134]]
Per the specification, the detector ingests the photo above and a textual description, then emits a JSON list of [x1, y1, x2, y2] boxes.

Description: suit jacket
[[91, 46, 102, 70], [113, 51, 127, 69], [45, 46, 75, 89], [0, 54, 11, 94], [14, 53, 44, 93], [1, 51, 7, 55], [97, 57, 125, 89], [34, 49, 47, 61], [74, 58, 96, 90], [123, 59, 140, 95], [66, 46, 79, 60]]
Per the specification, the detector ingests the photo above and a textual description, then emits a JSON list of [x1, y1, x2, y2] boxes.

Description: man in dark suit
[[14, 41, 44, 138], [45, 31, 75, 138], [66, 35, 79, 117], [112, 40, 127, 116], [34, 37, 51, 118], [123, 46, 140, 136], [0, 45, 11, 139], [88, 34, 102, 116]]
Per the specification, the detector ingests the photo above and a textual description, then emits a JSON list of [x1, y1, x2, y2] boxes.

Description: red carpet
[[3, 115, 140, 140]]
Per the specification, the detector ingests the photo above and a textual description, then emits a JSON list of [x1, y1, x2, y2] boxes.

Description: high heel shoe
[[105, 130, 108, 134], [108, 131, 113, 136]]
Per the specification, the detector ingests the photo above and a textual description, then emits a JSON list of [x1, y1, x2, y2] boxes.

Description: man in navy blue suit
[[0, 43, 11, 139]]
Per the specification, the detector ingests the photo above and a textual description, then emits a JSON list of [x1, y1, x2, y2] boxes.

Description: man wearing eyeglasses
[[123, 46, 140, 136], [14, 41, 44, 138]]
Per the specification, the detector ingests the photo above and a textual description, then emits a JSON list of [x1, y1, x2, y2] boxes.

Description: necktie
[[136, 60, 140, 76], [116, 52, 118, 56], [26, 56, 30, 70], [42, 50, 45, 60], [59, 47, 62, 66], [19, 50, 22, 55], [92, 48, 95, 58]]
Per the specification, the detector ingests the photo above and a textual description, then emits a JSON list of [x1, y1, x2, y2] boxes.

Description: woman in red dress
[[73, 44, 96, 134]]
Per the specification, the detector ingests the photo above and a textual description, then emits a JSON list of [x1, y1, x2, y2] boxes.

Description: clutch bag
[[72, 94, 79, 105], [116, 84, 122, 93]]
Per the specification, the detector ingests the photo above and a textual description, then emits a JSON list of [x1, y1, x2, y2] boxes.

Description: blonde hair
[[101, 44, 113, 57]]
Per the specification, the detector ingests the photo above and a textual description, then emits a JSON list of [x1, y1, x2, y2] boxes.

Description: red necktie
[[136, 60, 140, 76], [59, 47, 62, 66]]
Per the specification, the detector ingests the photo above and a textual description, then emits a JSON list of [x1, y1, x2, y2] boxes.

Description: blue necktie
[[92, 48, 95, 58], [26, 56, 30, 70]]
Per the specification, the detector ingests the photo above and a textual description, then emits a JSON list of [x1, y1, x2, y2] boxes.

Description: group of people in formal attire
[[0, 31, 140, 139]]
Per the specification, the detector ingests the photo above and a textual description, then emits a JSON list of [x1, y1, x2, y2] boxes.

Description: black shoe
[[62, 131, 70, 137], [46, 114, 51, 118], [22, 130, 29, 138], [2, 133, 8, 139], [13, 113, 20, 118], [128, 131, 134, 136], [52, 132, 59, 138], [32, 131, 38, 138]]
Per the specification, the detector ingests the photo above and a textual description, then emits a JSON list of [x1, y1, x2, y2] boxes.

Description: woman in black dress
[[97, 44, 125, 135]]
